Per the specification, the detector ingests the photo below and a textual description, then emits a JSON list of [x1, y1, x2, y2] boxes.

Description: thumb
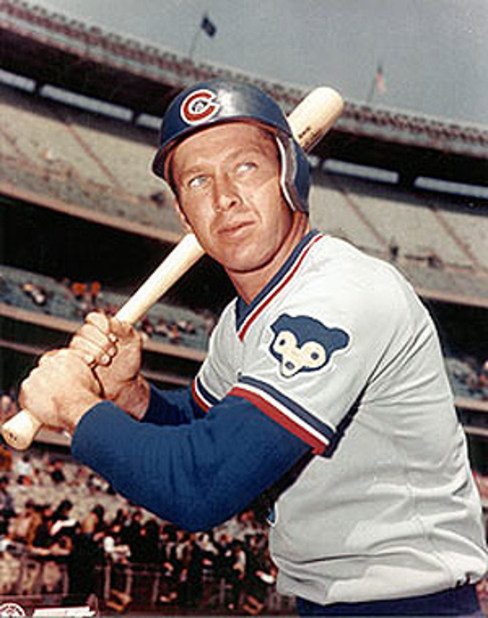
[[109, 316, 140, 341]]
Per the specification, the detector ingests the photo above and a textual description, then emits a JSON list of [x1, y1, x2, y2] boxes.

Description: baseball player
[[19, 80, 488, 615]]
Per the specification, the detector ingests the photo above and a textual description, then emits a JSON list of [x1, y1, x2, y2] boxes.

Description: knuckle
[[87, 311, 109, 331]]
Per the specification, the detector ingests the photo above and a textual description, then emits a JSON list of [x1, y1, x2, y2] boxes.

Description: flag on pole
[[201, 14, 217, 37], [376, 64, 386, 95]]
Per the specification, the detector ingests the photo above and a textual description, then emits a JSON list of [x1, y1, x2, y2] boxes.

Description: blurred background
[[0, 0, 487, 614]]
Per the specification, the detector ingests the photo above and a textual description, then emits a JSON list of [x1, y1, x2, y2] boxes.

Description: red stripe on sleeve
[[230, 386, 326, 455], [192, 380, 211, 413]]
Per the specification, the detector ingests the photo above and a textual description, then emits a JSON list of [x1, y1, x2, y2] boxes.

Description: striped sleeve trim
[[191, 376, 219, 412], [229, 376, 334, 456]]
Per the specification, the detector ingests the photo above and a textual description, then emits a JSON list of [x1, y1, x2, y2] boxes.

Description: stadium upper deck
[[1, 79, 487, 308], [1, 0, 487, 185]]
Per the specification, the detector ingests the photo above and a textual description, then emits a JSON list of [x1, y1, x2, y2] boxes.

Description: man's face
[[171, 123, 293, 276]]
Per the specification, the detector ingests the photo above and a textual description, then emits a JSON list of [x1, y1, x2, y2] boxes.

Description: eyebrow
[[177, 145, 268, 180]]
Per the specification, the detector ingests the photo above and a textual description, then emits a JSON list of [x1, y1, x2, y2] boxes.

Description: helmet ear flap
[[275, 134, 310, 214]]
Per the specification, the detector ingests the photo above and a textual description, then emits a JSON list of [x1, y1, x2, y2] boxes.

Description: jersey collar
[[235, 229, 324, 341]]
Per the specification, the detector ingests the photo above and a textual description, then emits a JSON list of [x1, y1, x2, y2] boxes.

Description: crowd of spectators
[[1, 266, 215, 350], [0, 446, 279, 614]]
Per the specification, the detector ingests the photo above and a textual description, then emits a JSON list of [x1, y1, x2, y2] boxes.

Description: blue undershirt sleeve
[[143, 384, 205, 425], [72, 395, 310, 532]]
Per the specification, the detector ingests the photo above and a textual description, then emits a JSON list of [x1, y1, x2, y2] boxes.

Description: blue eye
[[188, 175, 208, 190], [236, 161, 256, 175]]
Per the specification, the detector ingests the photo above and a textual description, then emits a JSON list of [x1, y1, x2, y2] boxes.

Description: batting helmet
[[152, 79, 310, 213]]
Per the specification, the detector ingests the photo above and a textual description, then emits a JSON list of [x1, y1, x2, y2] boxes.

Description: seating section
[[1, 84, 486, 405], [311, 173, 480, 270], [54, 103, 165, 196], [0, 265, 212, 351], [0, 84, 109, 184], [309, 179, 385, 254], [427, 194, 488, 271], [0, 85, 181, 234], [2, 84, 486, 280]]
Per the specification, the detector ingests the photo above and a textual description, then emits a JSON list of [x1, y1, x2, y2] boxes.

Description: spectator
[[9, 499, 37, 544], [49, 458, 66, 485], [1, 391, 17, 423], [242, 535, 276, 615], [70, 281, 87, 300], [479, 360, 488, 397], [31, 504, 55, 549], [0, 476, 16, 535], [13, 454, 35, 485], [50, 499, 75, 537], [177, 319, 196, 335], [82, 504, 105, 538], [167, 322, 181, 344], [67, 521, 104, 604], [140, 315, 155, 338], [90, 280, 102, 307], [111, 507, 130, 529], [21, 281, 48, 307], [130, 518, 160, 565], [120, 509, 143, 555], [0, 444, 13, 472], [226, 541, 247, 610], [103, 522, 130, 563]]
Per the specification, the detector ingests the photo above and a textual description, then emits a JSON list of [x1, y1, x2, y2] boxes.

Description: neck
[[228, 212, 310, 304]]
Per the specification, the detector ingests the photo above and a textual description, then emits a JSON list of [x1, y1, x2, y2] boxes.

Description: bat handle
[[2, 410, 43, 450]]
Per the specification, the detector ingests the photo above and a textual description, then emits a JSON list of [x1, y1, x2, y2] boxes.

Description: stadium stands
[[0, 84, 181, 238], [311, 171, 486, 270], [0, 447, 290, 614], [0, 265, 211, 351], [428, 195, 488, 271], [309, 178, 386, 254]]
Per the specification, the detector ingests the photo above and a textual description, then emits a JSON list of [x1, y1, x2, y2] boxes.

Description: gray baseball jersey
[[193, 230, 488, 604]]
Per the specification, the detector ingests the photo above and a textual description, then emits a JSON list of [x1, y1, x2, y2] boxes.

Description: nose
[[213, 173, 240, 213]]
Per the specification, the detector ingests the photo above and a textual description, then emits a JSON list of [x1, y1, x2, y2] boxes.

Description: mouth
[[217, 220, 255, 238]]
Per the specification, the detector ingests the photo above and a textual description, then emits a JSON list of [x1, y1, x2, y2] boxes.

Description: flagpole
[[188, 17, 203, 60], [366, 77, 376, 104], [366, 63, 384, 104]]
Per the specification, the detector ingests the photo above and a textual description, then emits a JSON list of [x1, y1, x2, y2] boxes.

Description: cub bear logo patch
[[270, 314, 349, 378]]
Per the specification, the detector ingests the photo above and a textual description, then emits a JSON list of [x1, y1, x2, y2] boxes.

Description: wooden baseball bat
[[1, 86, 343, 450]]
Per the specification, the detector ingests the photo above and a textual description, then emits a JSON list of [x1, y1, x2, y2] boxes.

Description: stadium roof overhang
[[0, 27, 178, 116], [1, 4, 487, 190]]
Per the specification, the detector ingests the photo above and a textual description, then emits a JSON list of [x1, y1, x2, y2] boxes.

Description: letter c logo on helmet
[[180, 89, 220, 125]]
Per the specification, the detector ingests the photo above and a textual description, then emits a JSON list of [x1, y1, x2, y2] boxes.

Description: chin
[[223, 248, 274, 275]]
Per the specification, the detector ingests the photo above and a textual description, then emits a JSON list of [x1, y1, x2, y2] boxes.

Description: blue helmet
[[152, 79, 310, 213]]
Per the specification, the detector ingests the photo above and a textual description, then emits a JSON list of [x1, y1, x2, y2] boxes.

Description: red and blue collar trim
[[235, 229, 324, 341]]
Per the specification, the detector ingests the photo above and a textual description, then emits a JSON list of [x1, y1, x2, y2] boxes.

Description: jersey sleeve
[[192, 301, 243, 411], [227, 263, 411, 456]]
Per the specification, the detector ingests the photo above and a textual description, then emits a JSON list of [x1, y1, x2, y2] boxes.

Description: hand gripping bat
[[2, 86, 344, 450]]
